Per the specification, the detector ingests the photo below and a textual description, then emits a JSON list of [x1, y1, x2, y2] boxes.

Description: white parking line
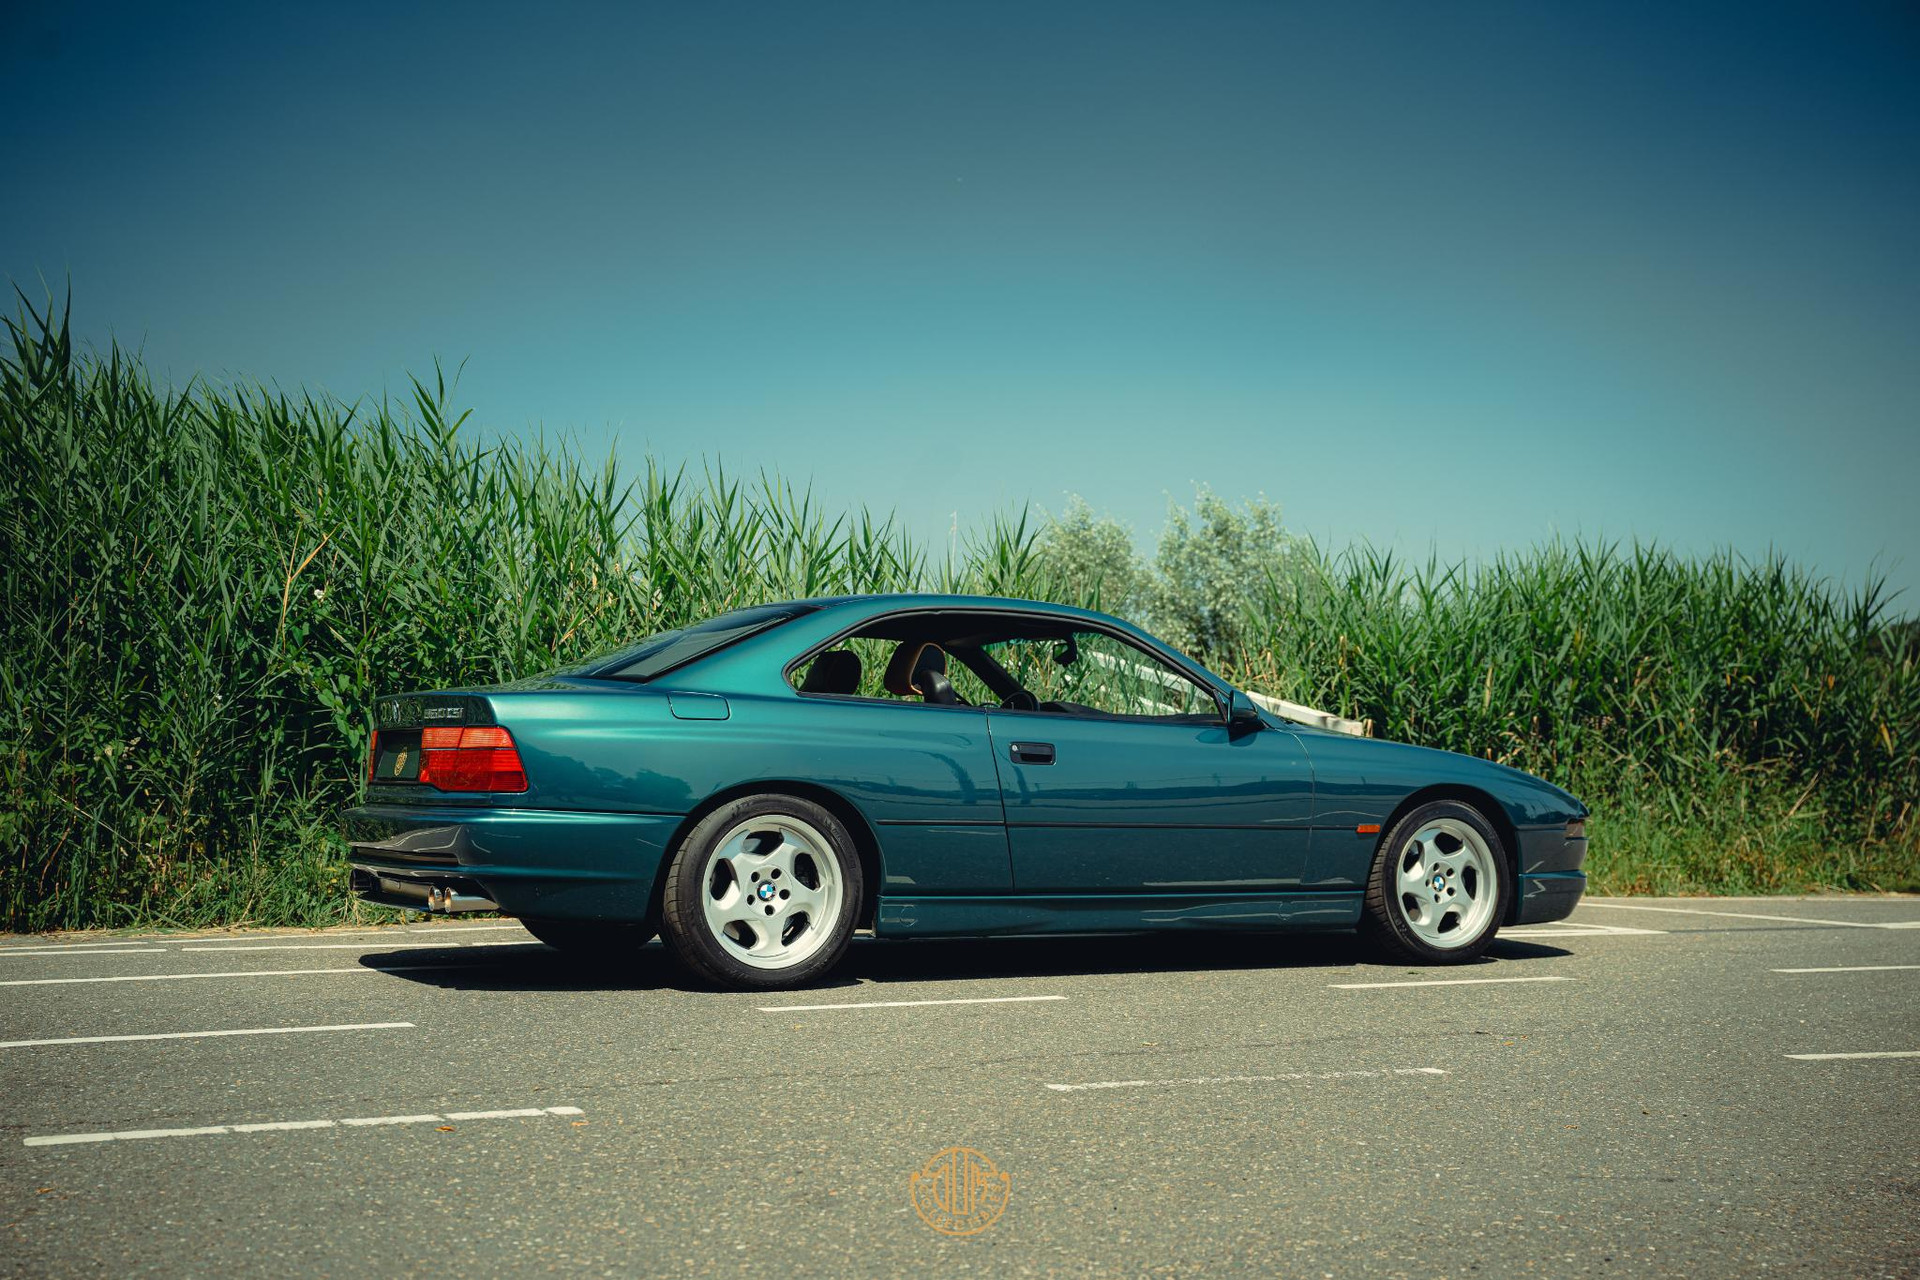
[[24, 1105, 585, 1147], [0, 964, 484, 988], [760, 994, 1068, 1013], [339, 1114, 444, 1127], [179, 940, 537, 953], [1047, 1067, 1447, 1093], [1772, 965, 1920, 974], [0, 1022, 414, 1050], [1333, 975, 1573, 990], [0, 923, 530, 950], [1503, 923, 1665, 938], [1784, 1051, 1920, 1061], [0, 947, 170, 957], [1580, 902, 1920, 930]]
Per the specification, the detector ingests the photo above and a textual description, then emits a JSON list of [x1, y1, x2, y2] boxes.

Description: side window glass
[[790, 636, 893, 699], [942, 658, 996, 707], [990, 630, 1216, 720], [790, 636, 991, 706]]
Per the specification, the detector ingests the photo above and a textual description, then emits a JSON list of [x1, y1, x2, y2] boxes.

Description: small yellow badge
[[393, 747, 409, 776], [910, 1146, 1009, 1236]]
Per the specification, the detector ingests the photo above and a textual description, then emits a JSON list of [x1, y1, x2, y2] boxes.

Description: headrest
[[798, 649, 862, 695], [883, 642, 947, 696], [915, 666, 960, 705]]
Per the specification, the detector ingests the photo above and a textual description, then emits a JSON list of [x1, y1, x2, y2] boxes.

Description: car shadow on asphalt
[[359, 931, 1572, 993]]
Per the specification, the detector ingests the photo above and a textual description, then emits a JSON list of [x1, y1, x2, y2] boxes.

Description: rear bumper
[[343, 804, 680, 921]]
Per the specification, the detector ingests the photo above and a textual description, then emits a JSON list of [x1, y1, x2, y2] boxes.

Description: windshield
[[590, 603, 813, 682]]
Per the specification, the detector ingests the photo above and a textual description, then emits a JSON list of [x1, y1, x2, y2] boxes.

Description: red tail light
[[420, 725, 529, 793]]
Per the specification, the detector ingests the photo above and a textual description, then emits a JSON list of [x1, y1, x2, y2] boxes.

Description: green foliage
[[1, 298, 1913, 928], [0, 299, 1021, 929], [1147, 488, 1316, 660], [1035, 489, 1319, 661], [1032, 497, 1149, 617], [1230, 543, 1919, 890]]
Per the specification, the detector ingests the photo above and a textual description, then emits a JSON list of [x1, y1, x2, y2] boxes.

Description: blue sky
[[4, 2, 1916, 607]]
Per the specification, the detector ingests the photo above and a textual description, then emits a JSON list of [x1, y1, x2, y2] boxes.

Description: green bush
[[1, 298, 1913, 930]]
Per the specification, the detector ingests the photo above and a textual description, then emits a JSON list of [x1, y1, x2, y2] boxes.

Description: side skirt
[[875, 892, 1364, 939]]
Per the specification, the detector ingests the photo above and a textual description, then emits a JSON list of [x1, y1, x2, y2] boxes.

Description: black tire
[[518, 917, 654, 963], [660, 793, 864, 990], [1360, 799, 1512, 964]]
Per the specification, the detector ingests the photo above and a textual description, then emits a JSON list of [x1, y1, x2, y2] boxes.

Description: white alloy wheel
[[1391, 815, 1500, 949], [698, 814, 846, 971]]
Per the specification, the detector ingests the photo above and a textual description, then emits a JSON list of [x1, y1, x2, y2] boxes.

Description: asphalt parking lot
[[2, 897, 1917, 1278]]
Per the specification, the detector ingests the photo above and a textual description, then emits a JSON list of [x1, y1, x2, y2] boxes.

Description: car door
[[781, 647, 1014, 895], [983, 630, 1314, 893]]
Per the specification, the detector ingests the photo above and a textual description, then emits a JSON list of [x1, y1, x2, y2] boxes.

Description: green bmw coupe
[[346, 594, 1588, 989]]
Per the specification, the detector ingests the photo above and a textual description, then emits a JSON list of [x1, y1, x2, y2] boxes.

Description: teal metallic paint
[[989, 710, 1314, 892], [666, 692, 730, 720], [874, 823, 1013, 894], [343, 593, 1589, 938], [877, 892, 1363, 938], [343, 804, 676, 918]]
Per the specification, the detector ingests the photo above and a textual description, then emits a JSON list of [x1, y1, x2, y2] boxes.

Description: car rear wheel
[[518, 917, 654, 962], [660, 793, 863, 990], [1361, 800, 1511, 963]]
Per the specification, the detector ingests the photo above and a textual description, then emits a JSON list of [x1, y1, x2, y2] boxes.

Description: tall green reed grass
[[0, 299, 1067, 928], [1, 297, 1913, 929], [1231, 544, 1917, 892]]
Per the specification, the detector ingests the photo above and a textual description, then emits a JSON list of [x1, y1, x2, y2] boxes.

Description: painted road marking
[[1503, 923, 1665, 938], [0, 964, 488, 988], [24, 1105, 585, 1147], [1048, 1068, 1448, 1093], [179, 941, 537, 953], [1334, 975, 1572, 989], [1772, 965, 1920, 974], [1580, 902, 1920, 930], [760, 994, 1068, 1013], [1784, 1051, 1920, 1061], [0, 923, 530, 950], [339, 1114, 445, 1127], [0, 946, 169, 957], [0, 1022, 414, 1050]]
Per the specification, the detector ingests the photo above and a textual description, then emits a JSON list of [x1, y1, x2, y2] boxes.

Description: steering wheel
[[1000, 690, 1040, 711]]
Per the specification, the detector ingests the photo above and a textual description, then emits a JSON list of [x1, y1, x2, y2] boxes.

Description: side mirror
[[1227, 690, 1263, 735]]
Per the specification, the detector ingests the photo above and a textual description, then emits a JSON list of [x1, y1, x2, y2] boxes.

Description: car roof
[[768, 593, 1127, 626], [647, 592, 1211, 696]]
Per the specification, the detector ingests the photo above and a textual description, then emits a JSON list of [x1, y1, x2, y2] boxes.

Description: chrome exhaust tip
[[424, 885, 499, 913]]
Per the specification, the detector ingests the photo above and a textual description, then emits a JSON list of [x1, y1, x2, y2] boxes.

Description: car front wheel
[[660, 793, 863, 990], [1361, 799, 1511, 963]]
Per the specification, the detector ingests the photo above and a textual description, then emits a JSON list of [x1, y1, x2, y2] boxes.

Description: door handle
[[1009, 741, 1055, 765]]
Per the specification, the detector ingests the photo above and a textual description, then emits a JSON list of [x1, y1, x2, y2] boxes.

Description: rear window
[[592, 603, 813, 682]]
